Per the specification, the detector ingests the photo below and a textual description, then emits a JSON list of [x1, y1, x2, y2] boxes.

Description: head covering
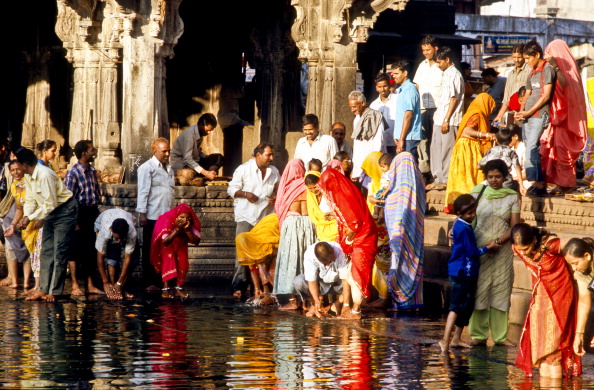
[[326, 159, 344, 174], [360, 151, 384, 213], [274, 159, 306, 228], [540, 39, 588, 187], [150, 203, 201, 285], [384, 152, 426, 309], [304, 170, 338, 241], [457, 93, 495, 154]]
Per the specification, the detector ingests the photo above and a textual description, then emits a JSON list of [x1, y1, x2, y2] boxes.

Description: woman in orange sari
[[151, 203, 201, 298], [318, 168, 377, 319], [511, 223, 581, 379], [541, 39, 588, 194], [444, 93, 496, 214]]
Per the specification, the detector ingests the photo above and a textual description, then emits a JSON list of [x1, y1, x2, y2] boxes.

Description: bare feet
[[438, 340, 448, 353], [71, 286, 84, 296], [146, 285, 161, 292], [87, 286, 105, 295], [162, 288, 174, 299], [232, 290, 242, 299], [367, 299, 388, 309], [279, 299, 299, 311], [174, 287, 189, 299], [44, 294, 56, 302], [450, 340, 471, 348], [123, 292, 134, 299], [495, 339, 516, 347], [340, 310, 362, 319], [0, 277, 13, 287], [26, 291, 47, 301], [469, 339, 487, 346]]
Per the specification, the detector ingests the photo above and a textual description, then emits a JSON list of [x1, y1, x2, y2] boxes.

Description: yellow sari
[[305, 171, 338, 241], [360, 151, 383, 214], [10, 178, 40, 253], [236, 213, 280, 267]]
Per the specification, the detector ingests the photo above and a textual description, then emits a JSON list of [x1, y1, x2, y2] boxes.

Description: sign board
[[482, 35, 537, 55]]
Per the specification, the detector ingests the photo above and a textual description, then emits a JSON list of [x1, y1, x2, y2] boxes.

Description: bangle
[[345, 236, 354, 245], [495, 238, 502, 245], [576, 331, 585, 334], [351, 309, 361, 315], [343, 303, 350, 307], [116, 281, 122, 286]]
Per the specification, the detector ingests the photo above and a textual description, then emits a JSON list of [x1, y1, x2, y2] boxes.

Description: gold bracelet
[[576, 331, 585, 334]]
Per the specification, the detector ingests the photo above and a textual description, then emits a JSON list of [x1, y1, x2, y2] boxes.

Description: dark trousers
[[40, 198, 78, 295], [142, 219, 162, 288], [232, 221, 254, 292], [74, 204, 99, 283]]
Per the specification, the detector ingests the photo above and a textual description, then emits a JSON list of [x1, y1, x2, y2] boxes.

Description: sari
[[273, 159, 316, 294], [150, 203, 201, 285], [513, 238, 581, 377], [540, 40, 587, 188], [305, 171, 338, 241], [384, 152, 426, 310], [11, 178, 41, 256], [360, 151, 383, 214], [326, 159, 344, 174], [235, 213, 280, 267], [318, 168, 377, 299], [444, 93, 495, 214]]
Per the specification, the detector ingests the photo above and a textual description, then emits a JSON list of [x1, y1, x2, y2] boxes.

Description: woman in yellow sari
[[235, 213, 280, 299], [444, 93, 496, 214], [361, 152, 392, 307], [304, 171, 338, 242]]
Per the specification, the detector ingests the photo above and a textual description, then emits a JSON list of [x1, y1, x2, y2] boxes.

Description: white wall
[[480, 0, 594, 22]]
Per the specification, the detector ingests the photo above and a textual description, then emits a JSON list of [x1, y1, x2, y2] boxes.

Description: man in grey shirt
[[482, 68, 507, 121], [170, 113, 224, 180]]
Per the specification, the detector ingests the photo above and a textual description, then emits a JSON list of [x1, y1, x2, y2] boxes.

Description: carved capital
[[349, 17, 372, 43]]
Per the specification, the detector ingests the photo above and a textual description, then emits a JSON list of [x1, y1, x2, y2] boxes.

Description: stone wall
[[100, 183, 236, 282]]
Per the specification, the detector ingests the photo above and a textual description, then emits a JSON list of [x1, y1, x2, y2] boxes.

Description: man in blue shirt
[[391, 59, 423, 162]]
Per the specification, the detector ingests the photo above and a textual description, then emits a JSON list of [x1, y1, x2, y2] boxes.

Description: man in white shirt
[[170, 113, 223, 180], [330, 122, 353, 157], [15, 148, 77, 302], [413, 35, 443, 176], [227, 143, 280, 297], [348, 90, 386, 181], [369, 73, 398, 155], [292, 241, 349, 318], [94, 208, 137, 300], [136, 137, 175, 291], [429, 46, 465, 189], [294, 114, 338, 169]]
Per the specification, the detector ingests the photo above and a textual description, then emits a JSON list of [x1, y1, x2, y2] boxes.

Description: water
[[0, 288, 592, 389]]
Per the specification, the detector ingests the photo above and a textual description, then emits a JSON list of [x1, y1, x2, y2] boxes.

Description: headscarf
[[150, 203, 201, 285], [326, 159, 344, 174], [360, 151, 384, 213], [456, 93, 495, 154], [384, 152, 426, 309], [540, 39, 588, 185], [304, 170, 338, 241], [470, 183, 517, 200], [274, 159, 306, 228]]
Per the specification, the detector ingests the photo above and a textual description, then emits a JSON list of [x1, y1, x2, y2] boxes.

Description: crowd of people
[[0, 35, 591, 380]]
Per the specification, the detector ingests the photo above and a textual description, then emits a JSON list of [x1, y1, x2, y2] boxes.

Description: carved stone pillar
[[291, 0, 409, 134]]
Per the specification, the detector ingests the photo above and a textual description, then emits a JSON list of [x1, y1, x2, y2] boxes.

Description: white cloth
[[94, 208, 137, 254], [135, 156, 175, 220], [303, 241, 349, 283], [351, 114, 386, 179], [337, 140, 354, 157], [433, 65, 465, 126], [294, 133, 338, 169], [227, 158, 280, 226], [23, 164, 73, 221], [370, 93, 398, 147], [413, 59, 443, 109]]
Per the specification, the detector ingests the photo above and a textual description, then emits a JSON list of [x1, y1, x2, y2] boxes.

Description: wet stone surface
[[0, 285, 592, 389]]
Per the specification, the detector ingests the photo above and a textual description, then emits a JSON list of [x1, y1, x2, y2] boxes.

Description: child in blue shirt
[[439, 194, 497, 352]]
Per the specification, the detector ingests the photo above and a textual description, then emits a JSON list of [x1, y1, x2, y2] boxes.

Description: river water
[[0, 288, 592, 389]]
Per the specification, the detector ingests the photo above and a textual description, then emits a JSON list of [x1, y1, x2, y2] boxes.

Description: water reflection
[[0, 296, 589, 388]]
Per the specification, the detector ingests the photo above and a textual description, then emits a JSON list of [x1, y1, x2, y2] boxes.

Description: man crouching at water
[[95, 208, 138, 299], [292, 241, 351, 318], [16, 148, 78, 302]]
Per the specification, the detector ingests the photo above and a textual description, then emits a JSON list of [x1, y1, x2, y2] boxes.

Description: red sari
[[513, 238, 581, 377], [540, 40, 587, 188], [150, 203, 201, 285], [318, 168, 377, 299]]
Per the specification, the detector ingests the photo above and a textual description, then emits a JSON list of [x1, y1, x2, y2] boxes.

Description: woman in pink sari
[[318, 168, 377, 319], [151, 203, 201, 298], [541, 39, 588, 194]]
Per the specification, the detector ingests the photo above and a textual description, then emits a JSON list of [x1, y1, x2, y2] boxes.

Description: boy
[[439, 194, 497, 352], [372, 153, 394, 221], [479, 126, 526, 196], [308, 158, 323, 173]]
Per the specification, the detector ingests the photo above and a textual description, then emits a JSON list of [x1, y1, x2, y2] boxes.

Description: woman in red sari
[[541, 39, 588, 194], [511, 223, 581, 379], [151, 203, 201, 298], [318, 168, 377, 319]]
